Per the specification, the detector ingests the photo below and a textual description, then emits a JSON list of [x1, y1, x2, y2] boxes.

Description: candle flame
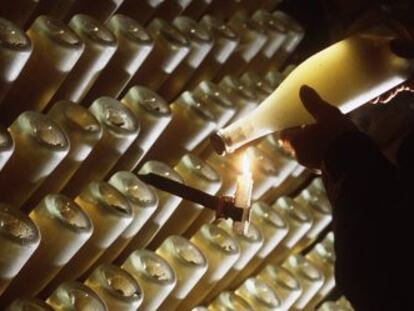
[[242, 152, 251, 175]]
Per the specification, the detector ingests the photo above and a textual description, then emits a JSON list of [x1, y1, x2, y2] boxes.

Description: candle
[[234, 152, 254, 235]]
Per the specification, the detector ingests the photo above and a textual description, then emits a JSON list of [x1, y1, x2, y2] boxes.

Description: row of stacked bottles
[[0, 0, 351, 310]]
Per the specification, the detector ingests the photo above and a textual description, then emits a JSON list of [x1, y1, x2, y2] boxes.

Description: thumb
[[299, 85, 341, 122]]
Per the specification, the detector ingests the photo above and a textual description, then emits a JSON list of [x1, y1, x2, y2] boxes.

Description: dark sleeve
[[396, 129, 414, 184], [321, 131, 405, 311]]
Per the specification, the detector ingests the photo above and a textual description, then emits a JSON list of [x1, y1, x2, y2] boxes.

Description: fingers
[[299, 85, 341, 122]]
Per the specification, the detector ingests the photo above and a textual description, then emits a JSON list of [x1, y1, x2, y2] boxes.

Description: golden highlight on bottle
[[219, 75, 259, 123], [156, 235, 208, 311], [235, 277, 283, 311], [233, 201, 288, 286], [117, 0, 165, 25], [118, 161, 184, 255], [84, 264, 143, 311], [207, 291, 253, 311], [158, 16, 214, 101], [128, 18, 191, 92], [150, 153, 222, 247], [96, 171, 158, 264], [0, 127, 14, 173], [186, 15, 239, 90], [282, 254, 325, 310], [5, 298, 54, 311], [256, 264, 303, 310], [179, 223, 241, 309], [46, 281, 107, 311], [63, 97, 139, 197], [0, 112, 70, 209], [1, 194, 93, 302], [0, 204, 40, 296], [82, 14, 154, 102], [192, 81, 237, 128], [25, 101, 102, 208], [146, 91, 216, 163], [205, 219, 263, 301], [122, 249, 177, 311], [0, 18, 32, 107], [110, 86, 172, 173], [1, 16, 84, 124], [48, 181, 132, 287], [52, 14, 118, 103]]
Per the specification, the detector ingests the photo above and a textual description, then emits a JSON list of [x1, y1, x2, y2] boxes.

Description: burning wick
[[234, 152, 254, 234]]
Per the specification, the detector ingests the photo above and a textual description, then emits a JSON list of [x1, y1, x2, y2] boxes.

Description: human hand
[[279, 85, 358, 172]]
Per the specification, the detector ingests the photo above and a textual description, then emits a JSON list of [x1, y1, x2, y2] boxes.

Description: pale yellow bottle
[[205, 219, 263, 301], [207, 291, 253, 311], [46, 281, 107, 311], [0, 204, 40, 296], [256, 264, 303, 311], [282, 254, 325, 311], [178, 223, 240, 309], [122, 249, 176, 311], [212, 31, 414, 154], [5, 298, 54, 311], [149, 153, 222, 247], [235, 277, 284, 311], [1, 194, 93, 302], [156, 235, 208, 311], [232, 201, 289, 286], [94, 171, 158, 265], [84, 264, 143, 311]]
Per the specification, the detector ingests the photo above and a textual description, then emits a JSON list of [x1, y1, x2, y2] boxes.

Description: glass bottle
[[0, 112, 70, 209], [0, 1, 39, 28], [0, 204, 40, 296], [117, 0, 165, 26], [185, 15, 239, 90], [109, 86, 172, 173], [156, 235, 208, 311], [122, 249, 176, 311], [192, 81, 236, 128], [158, 16, 214, 102], [82, 14, 154, 103], [178, 223, 241, 309], [256, 264, 303, 311], [0, 18, 32, 107], [211, 31, 414, 155], [63, 0, 125, 22], [295, 188, 332, 249], [235, 277, 284, 311], [218, 75, 259, 123], [248, 10, 288, 74], [214, 14, 268, 81], [127, 18, 191, 92], [0, 16, 84, 124], [95, 171, 158, 264], [181, 0, 212, 20], [63, 97, 139, 197], [117, 161, 184, 255], [269, 196, 313, 261], [239, 71, 274, 101], [153, 0, 193, 23], [232, 201, 288, 286], [47, 181, 133, 288], [0, 126, 14, 173], [30, 0, 77, 21], [282, 255, 325, 311], [84, 264, 143, 311], [51, 14, 118, 103], [207, 291, 253, 311], [46, 281, 107, 311], [5, 298, 54, 311], [145, 91, 216, 164], [24, 101, 102, 208], [149, 153, 222, 247], [265, 68, 285, 89], [1, 195, 93, 302], [205, 219, 263, 301]]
